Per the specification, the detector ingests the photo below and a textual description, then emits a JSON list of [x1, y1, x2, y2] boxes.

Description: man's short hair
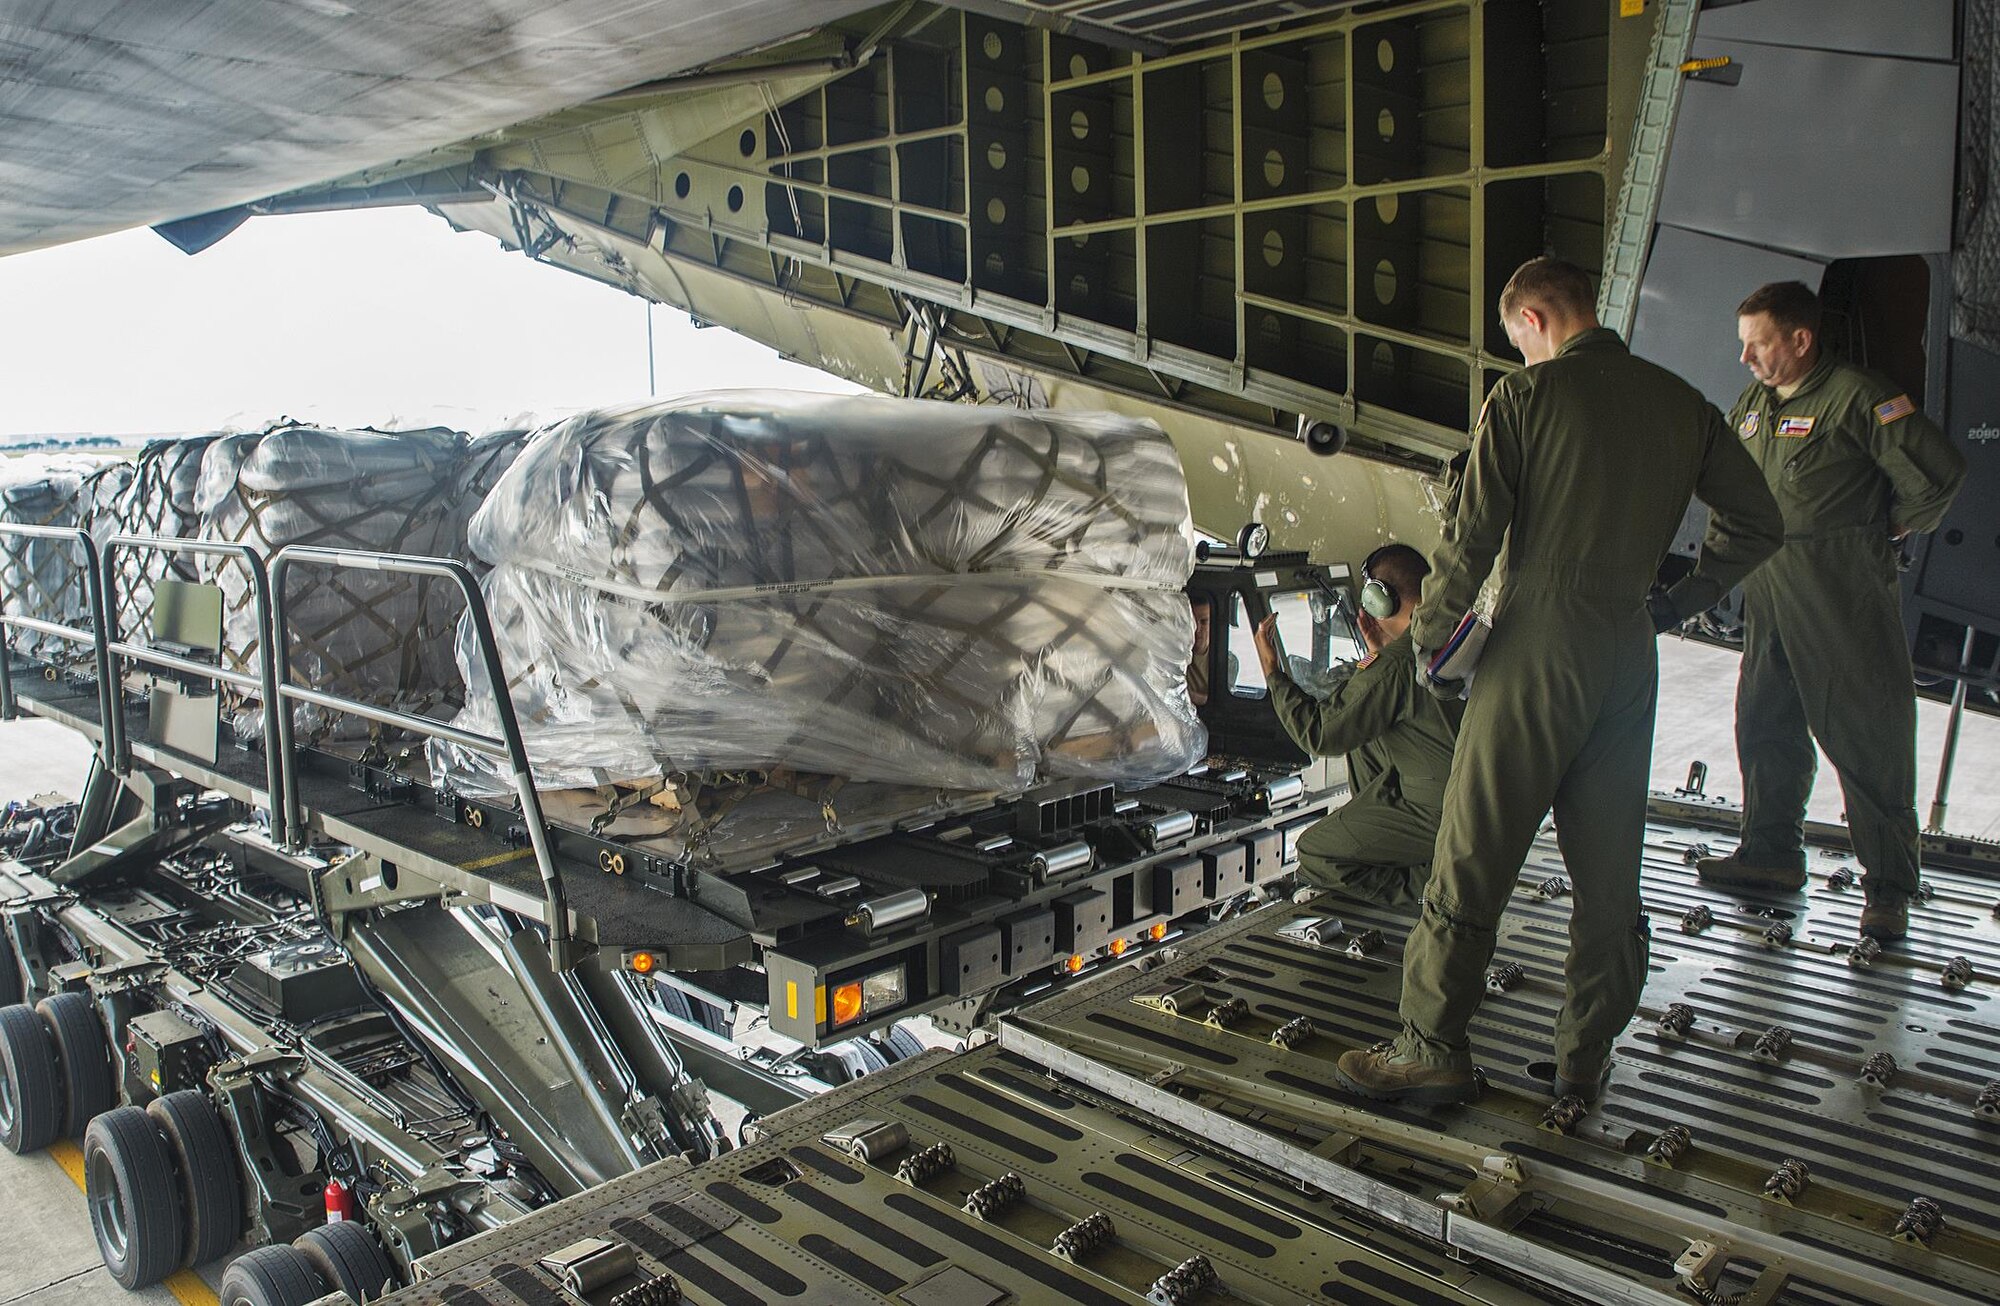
[[1362, 543, 1431, 614], [1736, 281, 1822, 338], [1498, 257, 1596, 320]]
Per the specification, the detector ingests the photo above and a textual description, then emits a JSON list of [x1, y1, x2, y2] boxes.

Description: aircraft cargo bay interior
[[0, 3, 1995, 1306]]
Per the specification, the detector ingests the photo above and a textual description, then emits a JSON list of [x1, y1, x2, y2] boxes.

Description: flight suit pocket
[[1867, 532, 1897, 587], [1778, 432, 1859, 520]]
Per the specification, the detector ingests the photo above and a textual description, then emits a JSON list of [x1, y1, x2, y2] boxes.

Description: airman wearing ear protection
[[1253, 544, 1461, 907]]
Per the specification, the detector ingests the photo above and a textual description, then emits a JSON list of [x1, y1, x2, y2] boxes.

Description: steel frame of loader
[[0, 523, 737, 1298], [0, 520, 1344, 1303]]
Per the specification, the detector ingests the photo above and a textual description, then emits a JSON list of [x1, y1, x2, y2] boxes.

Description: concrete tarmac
[[1650, 636, 2000, 838], [0, 1137, 222, 1305], [0, 720, 224, 1304]]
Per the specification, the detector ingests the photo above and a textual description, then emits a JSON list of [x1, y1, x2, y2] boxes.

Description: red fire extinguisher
[[323, 1176, 357, 1223]]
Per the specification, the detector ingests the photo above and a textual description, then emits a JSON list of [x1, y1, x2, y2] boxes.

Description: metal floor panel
[[1007, 815, 2000, 1303], [364, 814, 2000, 1305], [383, 1044, 1559, 1305], [5, 709, 1987, 1303]]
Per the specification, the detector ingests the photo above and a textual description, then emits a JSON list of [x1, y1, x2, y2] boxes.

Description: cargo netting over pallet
[[195, 424, 475, 745], [100, 434, 217, 642], [0, 456, 101, 664], [431, 391, 1206, 797]]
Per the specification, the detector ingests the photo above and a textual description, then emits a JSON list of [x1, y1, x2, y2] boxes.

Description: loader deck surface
[[368, 814, 2000, 1306]]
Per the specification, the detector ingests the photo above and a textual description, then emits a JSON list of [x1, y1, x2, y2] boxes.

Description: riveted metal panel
[[1916, 339, 2000, 622], [1696, 0, 1956, 62], [1629, 224, 1826, 413], [434, 0, 1649, 471], [1657, 40, 1958, 259]]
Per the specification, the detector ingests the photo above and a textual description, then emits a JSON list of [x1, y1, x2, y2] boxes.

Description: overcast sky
[[0, 206, 855, 439]]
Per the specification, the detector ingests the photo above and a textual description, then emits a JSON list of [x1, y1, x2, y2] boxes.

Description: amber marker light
[[831, 981, 865, 1027], [626, 951, 657, 974], [1063, 954, 1085, 974], [1108, 938, 1129, 957], [1148, 923, 1168, 942]]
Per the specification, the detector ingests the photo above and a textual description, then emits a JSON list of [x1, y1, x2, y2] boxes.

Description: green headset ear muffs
[[1359, 550, 1399, 619]]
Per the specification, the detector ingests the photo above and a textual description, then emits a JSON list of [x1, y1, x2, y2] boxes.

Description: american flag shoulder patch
[[1875, 394, 1916, 425]]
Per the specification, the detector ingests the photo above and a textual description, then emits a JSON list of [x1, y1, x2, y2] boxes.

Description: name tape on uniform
[[1775, 416, 1816, 438]]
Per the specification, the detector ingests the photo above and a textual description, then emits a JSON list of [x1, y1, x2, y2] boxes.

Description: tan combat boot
[[1334, 1042, 1480, 1106], [1553, 1063, 1610, 1103], [1695, 850, 1806, 892], [1859, 896, 1909, 943]]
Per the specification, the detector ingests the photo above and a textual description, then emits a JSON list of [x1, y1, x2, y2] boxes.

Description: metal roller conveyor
[[852, 888, 930, 936], [1030, 840, 1093, 879], [1140, 810, 1197, 850]]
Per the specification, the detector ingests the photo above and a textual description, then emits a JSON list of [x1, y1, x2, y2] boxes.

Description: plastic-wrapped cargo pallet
[[100, 435, 220, 640], [0, 455, 103, 663], [451, 429, 532, 579], [196, 424, 470, 744], [433, 392, 1207, 797], [79, 460, 136, 544]]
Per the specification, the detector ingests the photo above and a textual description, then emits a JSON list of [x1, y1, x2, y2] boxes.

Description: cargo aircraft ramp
[[354, 808, 2000, 1306], [0, 2, 1996, 1304]]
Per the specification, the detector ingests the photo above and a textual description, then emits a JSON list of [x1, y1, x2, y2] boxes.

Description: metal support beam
[[1599, 0, 1703, 336], [48, 803, 234, 890], [1928, 624, 1979, 831]]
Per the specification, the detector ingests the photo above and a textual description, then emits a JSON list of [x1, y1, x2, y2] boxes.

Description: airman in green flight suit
[[1335, 258, 1784, 1106], [1253, 544, 1463, 908], [1696, 282, 1967, 944]]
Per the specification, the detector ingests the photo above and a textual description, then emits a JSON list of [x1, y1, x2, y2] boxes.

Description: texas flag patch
[[1775, 416, 1816, 438], [1875, 394, 1916, 425]]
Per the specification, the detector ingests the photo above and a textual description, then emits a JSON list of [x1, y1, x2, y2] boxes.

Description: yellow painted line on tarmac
[[166, 1266, 223, 1302], [46, 1137, 86, 1187], [46, 1138, 221, 1306], [458, 847, 533, 871]]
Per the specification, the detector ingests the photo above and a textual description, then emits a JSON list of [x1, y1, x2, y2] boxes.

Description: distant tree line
[[5, 436, 124, 450]]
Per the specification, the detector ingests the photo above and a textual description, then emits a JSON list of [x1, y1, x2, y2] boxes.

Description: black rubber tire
[[0, 1002, 61, 1153], [219, 1244, 332, 1306], [37, 990, 114, 1136], [0, 927, 21, 1007], [83, 1105, 187, 1289], [881, 1021, 927, 1063], [295, 1222, 398, 1302], [149, 1089, 243, 1267]]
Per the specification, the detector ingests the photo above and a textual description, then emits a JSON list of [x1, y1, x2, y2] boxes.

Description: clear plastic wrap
[[451, 429, 532, 578], [0, 458, 94, 662], [432, 392, 1205, 796], [115, 436, 219, 551], [80, 461, 136, 544], [458, 429, 533, 500], [101, 436, 221, 640], [195, 424, 470, 743]]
